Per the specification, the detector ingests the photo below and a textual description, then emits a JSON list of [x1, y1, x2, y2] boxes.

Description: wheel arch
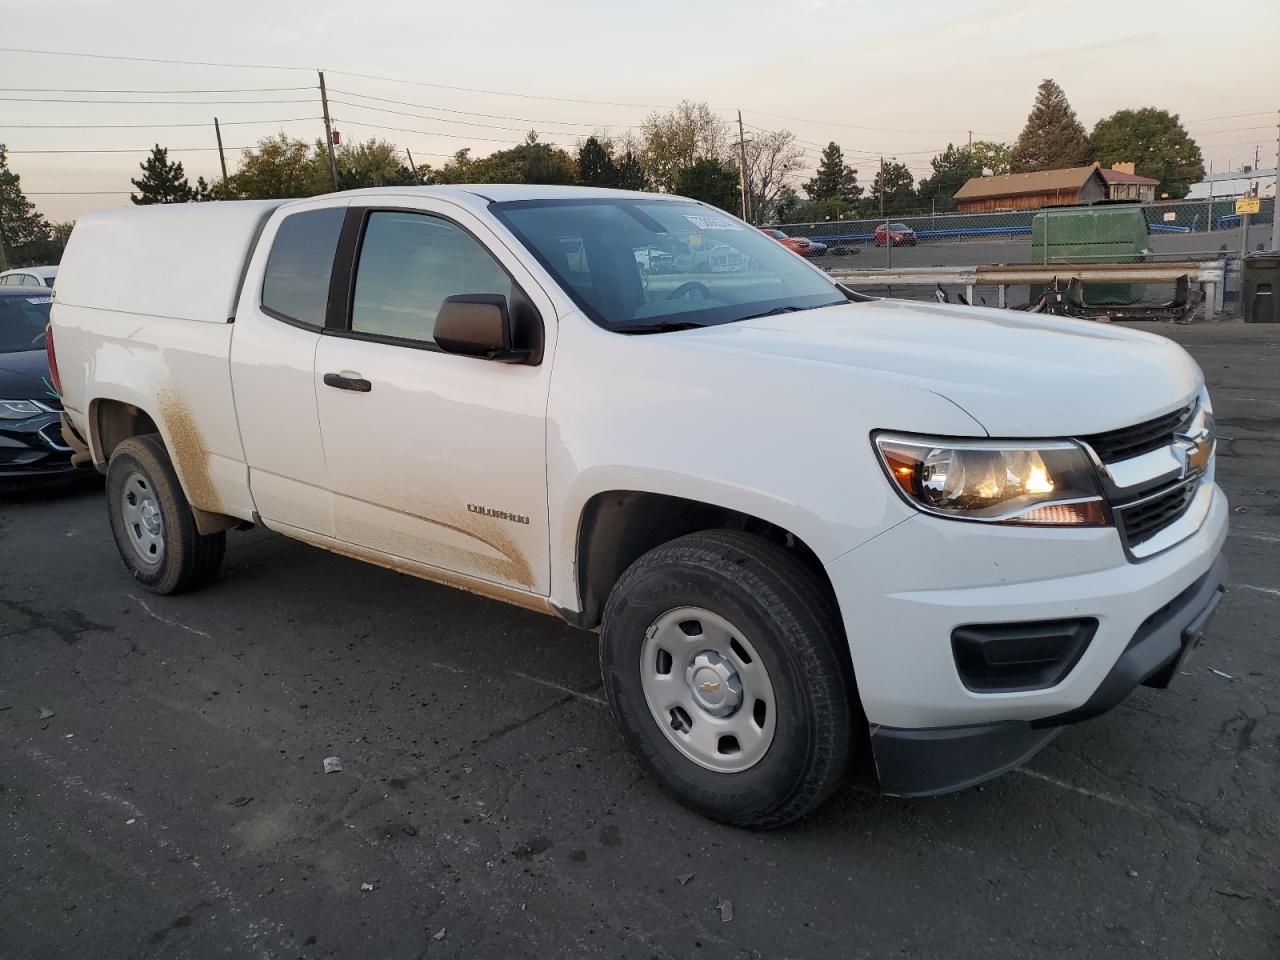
[[568, 489, 837, 632]]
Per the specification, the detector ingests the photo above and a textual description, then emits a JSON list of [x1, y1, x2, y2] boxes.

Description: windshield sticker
[[26, 297, 53, 304], [684, 214, 741, 231]]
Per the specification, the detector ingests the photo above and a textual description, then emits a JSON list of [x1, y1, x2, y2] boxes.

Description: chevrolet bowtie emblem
[[1175, 434, 1212, 478], [698, 681, 721, 694]]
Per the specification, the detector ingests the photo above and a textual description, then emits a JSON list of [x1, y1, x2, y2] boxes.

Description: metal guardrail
[[827, 260, 1227, 320]]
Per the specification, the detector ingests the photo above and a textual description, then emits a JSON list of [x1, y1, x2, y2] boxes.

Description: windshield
[[491, 198, 845, 332], [0, 296, 51, 353]]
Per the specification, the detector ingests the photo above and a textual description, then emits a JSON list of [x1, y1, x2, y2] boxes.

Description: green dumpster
[[1242, 251, 1280, 323], [1031, 206, 1149, 305]]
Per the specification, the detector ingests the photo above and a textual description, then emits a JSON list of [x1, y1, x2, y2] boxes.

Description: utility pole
[[881, 156, 891, 271], [405, 149, 419, 184], [1272, 109, 1280, 252], [736, 111, 752, 223], [968, 130, 973, 149], [213, 117, 229, 182], [1206, 159, 1214, 234], [318, 70, 340, 191]]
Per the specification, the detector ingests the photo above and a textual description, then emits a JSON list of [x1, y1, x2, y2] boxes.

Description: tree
[[782, 196, 853, 225], [576, 136, 617, 188], [915, 143, 985, 210], [673, 158, 740, 214], [743, 129, 804, 224], [803, 142, 861, 205], [428, 134, 576, 186], [614, 151, 649, 191], [192, 177, 215, 201], [0, 144, 54, 268], [868, 160, 916, 215], [968, 140, 1012, 177], [131, 144, 194, 204], [1010, 79, 1091, 172], [1089, 108, 1204, 200], [220, 134, 329, 199], [773, 186, 800, 222], [336, 138, 416, 190], [641, 101, 729, 192]]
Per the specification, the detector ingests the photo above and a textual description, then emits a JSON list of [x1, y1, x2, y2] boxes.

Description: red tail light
[[45, 323, 62, 395]]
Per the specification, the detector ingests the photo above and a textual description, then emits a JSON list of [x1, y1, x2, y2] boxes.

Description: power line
[[740, 108, 970, 136], [0, 45, 671, 109], [333, 117, 577, 147], [0, 45, 311, 72], [0, 117, 319, 129], [0, 96, 315, 105], [0, 86, 313, 94], [329, 99, 577, 136], [7, 146, 252, 154], [329, 87, 636, 130]]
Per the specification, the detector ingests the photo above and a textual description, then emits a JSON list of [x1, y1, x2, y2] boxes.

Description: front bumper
[[825, 480, 1229, 795], [0, 412, 88, 487], [867, 553, 1227, 796]]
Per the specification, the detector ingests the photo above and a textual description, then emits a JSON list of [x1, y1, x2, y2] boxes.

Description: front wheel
[[600, 531, 855, 828], [106, 434, 226, 595]]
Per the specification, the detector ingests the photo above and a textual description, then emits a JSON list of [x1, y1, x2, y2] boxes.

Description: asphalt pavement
[[2, 322, 1277, 960]]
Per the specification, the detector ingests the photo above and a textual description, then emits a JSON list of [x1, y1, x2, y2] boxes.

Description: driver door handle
[[323, 372, 372, 393]]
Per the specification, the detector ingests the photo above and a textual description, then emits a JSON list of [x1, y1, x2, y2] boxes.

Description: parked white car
[[49, 186, 1227, 826], [0, 264, 57, 288]]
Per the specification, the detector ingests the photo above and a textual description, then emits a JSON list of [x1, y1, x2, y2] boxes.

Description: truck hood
[[680, 298, 1201, 436]]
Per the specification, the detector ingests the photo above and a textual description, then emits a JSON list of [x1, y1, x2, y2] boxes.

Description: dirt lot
[[2, 322, 1277, 960]]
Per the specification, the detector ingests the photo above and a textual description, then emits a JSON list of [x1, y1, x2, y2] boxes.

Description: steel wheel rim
[[639, 606, 777, 773], [120, 471, 164, 567]]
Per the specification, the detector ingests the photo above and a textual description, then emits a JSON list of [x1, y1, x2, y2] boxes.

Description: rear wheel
[[106, 434, 225, 595], [600, 530, 855, 828]]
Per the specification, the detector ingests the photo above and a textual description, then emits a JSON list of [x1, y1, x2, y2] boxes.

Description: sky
[[3, 0, 1277, 222]]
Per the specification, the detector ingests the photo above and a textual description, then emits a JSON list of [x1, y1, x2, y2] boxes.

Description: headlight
[[874, 434, 1108, 526], [0, 400, 45, 420]]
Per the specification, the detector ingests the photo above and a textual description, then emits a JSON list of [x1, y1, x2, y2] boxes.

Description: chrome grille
[[1082, 403, 1193, 462]]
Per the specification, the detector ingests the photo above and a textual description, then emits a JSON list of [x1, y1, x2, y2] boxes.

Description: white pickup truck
[[50, 186, 1228, 827]]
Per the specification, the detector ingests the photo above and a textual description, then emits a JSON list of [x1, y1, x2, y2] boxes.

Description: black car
[[0, 289, 88, 488]]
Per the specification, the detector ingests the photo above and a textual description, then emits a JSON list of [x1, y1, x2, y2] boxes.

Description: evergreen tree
[[1010, 79, 1091, 173], [673, 158, 740, 214], [192, 177, 215, 202], [131, 144, 195, 204], [576, 136, 617, 188], [868, 160, 915, 216], [0, 144, 53, 268], [614, 150, 649, 191], [1089, 108, 1204, 199], [803, 142, 861, 204]]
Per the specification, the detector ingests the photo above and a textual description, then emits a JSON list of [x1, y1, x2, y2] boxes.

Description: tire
[[105, 434, 226, 595], [599, 530, 855, 828]]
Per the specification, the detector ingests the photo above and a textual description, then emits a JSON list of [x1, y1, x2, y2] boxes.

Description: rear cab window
[[261, 207, 346, 329]]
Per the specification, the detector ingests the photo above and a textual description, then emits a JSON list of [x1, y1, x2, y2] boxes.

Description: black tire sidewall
[[105, 436, 203, 594], [601, 556, 830, 825]]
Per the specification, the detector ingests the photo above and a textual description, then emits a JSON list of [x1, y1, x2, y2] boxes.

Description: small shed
[[953, 164, 1108, 213], [1098, 163, 1159, 203]]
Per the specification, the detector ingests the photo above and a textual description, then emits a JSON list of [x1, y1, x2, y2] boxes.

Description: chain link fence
[[767, 198, 1275, 311]]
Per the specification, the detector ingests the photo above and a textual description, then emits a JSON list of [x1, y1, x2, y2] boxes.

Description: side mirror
[[434, 294, 532, 364]]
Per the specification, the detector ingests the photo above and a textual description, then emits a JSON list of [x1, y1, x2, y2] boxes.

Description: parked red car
[[873, 222, 918, 247], [759, 228, 814, 257]]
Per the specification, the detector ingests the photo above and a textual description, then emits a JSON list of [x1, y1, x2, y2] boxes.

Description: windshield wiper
[[737, 301, 845, 322], [612, 320, 709, 335]]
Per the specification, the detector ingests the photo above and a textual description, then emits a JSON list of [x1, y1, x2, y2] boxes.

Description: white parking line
[[1013, 767, 1168, 821], [1237, 584, 1280, 599], [131, 595, 211, 639], [511, 670, 606, 706]]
